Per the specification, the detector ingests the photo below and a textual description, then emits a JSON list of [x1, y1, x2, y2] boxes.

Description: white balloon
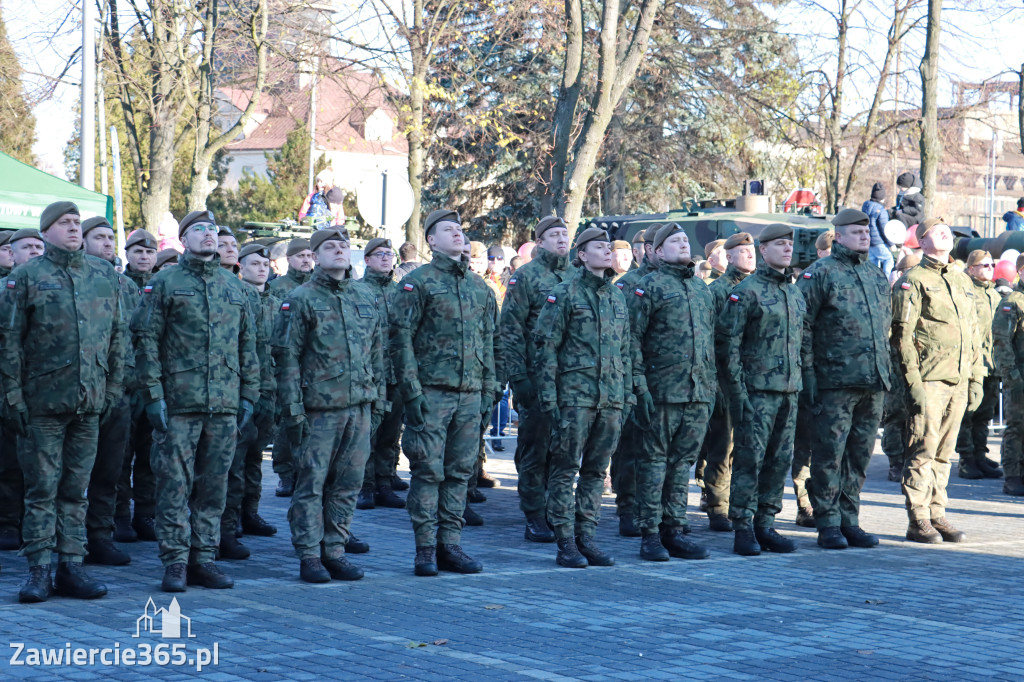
[[884, 220, 907, 246], [1001, 249, 1020, 263]]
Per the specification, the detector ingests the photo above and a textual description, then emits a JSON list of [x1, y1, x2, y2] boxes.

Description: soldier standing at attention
[[955, 250, 1003, 480], [990, 254, 1024, 497], [881, 251, 921, 482], [273, 228, 385, 582], [627, 223, 715, 562], [533, 227, 631, 569], [217, 227, 240, 274], [892, 218, 982, 543], [0, 228, 23, 551], [719, 224, 804, 556], [123, 229, 158, 288], [1, 201, 126, 603], [391, 210, 496, 576], [132, 209, 260, 592], [500, 216, 571, 543], [700, 231, 755, 532], [268, 237, 314, 497], [799, 209, 891, 550], [0, 230, 14, 275], [9, 229, 45, 265], [705, 239, 727, 280]]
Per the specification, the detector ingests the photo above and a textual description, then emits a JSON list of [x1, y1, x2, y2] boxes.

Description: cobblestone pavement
[[1, 435, 1022, 681]]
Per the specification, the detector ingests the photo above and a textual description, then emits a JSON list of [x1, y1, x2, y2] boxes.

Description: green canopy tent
[[0, 151, 113, 230]]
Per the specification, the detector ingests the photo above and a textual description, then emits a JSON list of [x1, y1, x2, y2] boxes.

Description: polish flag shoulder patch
[[802, 272, 812, 279], [634, 288, 645, 297], [728, 293, 740, 302], [615, 281, 624, 289], [280, 302, 290, 311], [900, 282, 911, 290], [508, 278, 516, 286], [1003, 306, 1013, 312], [546, 295, 557, 303], [6, 280, 15, 289], [403, 283, 414, 291], [142, 284, 153, 293]]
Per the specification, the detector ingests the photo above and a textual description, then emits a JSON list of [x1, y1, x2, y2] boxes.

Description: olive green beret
[[217, 225, 235, 238], [723, 232, 753, 250], [239, 243, 271, 262], [643, 224, 662, 244], [915, 217, 946, 242], [126, 229, 158, 250], [287, 238, 311, 256], [815, 230, 835, 251], [652, 223, 685, 251], [424, 209, 460, 237], [630, 229, 647, 244], [364, 237, 392, 258], [965, 250, 992, 268], [574, 226, 611, 251], [704, 239, 725, 259], [831, 208, 869, 227], [40, 201, 79, 231], [81, 216, 112, 236], [155, 249, 179, 269], [612, 240, 631, 251], [0, 231, 12, 247], [10, 228, 43, 244], [178, 210, 216, 239], [758, 223, 794, 244], [310, 227, 350, 253], [534, 216, 567, 240], [895, 251, 921, 272]]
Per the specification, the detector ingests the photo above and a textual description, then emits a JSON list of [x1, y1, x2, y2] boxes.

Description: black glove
[[540, 401, 561, 425], [237, 398, 254, 432], [100, 390, 121, 424], [286, 415, 308, 449], [145, 399, 168, 432], [3, 402, 28, 438], [802, 370, 818, 407], [634, 391, 655, 430], [728, 392, 754, 425], [510, 377, 536, 410], [405, 394, 428, 429]]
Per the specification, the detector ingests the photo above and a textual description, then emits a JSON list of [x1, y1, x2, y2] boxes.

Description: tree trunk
[[1017, 63, 1023, 156], [544, 0, 584, 218], [918, 0, 942, 216], [406, 0, 426, 247], [825, 0, 847, 213]]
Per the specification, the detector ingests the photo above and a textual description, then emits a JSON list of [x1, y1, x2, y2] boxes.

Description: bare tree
[[918, 0, 941, 215]]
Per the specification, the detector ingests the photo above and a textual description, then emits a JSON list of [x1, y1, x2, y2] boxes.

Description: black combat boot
[[84, 538, 131, 566], [930, 518, 966, 543], [463, 505, 484, 526], [218, 535, 250, 561], [275, 475, 294, 497], [618, 515, 641, 538], [575, 535, 614, 566], [241, 511, 277, 536], [524, 516, 555, 543], [707, 514, 731, 532], [299, 558, 331, 583], [816, 527, 848, 550], [887, 463, 902, 482], [437, 544, 483, 574], [132, 514, 157, 541], [1002, 476, 1024, 496], [661, 528, 710, 560], [755, 526, 797, 553], [161, 563, 187, 592], [374, 486, 406, 509], [18, 564, 53, 603], [733, 528, 761, 556], [957, 453, 984, 480], [391, 474, 409, 491], [55, 561, 107, 599], [0, 525, 20, 550], [113, 517, 137, 543], [841, 526, 878, 548], [555, 538, 587, 568], [322, 555, 364, 581], [699, 489, 708, 512], [978, 456, 1003, 479], [414, 546, 438, 576], [186, 562, 233, 589], [345, 535, 369, 554], [795, 507, 815, 528], [467, 488, 487, 503], [639, 532, 669, 562], [356, 485, 375, 510], [906, 519, 942, 543], [477, 469, 498, 488]]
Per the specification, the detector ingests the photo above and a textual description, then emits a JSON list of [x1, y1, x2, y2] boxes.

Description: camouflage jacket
[[613, 258, 654, 296], [474, 272, 504, 390], [131, 250, 260, 415], [532, 267, 631, 409], [626, 261, 716, 404], [360, 267, 399, 385], [243, 282, 278, 399], [991, 281, 1024, 386], [499, 245, 570, 382], [0, 243, 127, 416], [0, 265, 10, 279], [798, 241, 892, 391], [268, 267, 311, 297], [891, 254, 983, 386], [969, 277, 1000, 375], [116, 269, 140, 392], [708, 264, 751, 317], [390, 252, 496, 401], [124, 266, 152, 290], [718, 262, 805, 395], [272, 268, 384, 415]]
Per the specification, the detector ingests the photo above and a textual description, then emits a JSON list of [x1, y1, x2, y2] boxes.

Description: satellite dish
[[356, 172, 414, 231]]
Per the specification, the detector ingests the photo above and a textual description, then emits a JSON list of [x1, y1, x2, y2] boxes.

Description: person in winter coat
[[1003, 199, 1024, 231], [862, 182, 893, 278]]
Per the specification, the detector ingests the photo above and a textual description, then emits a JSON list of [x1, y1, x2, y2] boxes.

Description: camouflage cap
[[217, 225, 235, 238], [534, 216, 567, 240], [757, 223, 794, 244], [652, 223, 685, 251], [287, 238, 311, 256], [612, 240, 631, 251], [125, 229, 158, 250], [965, 249, 993, 267], [574, 226, 611, 251], [238, 242, 271, 262], [10, 228, 43, 244], [704, 239, 726, 259], [723, 232, 753, 250], [155, 248, 180, 268], [364, 237, 392, 258], [831, 208, 869, 227], [815, 230, 835, 251], [895, 251, 922, 272], [310, 227, 350, 252], [470, 241, 486, 258], [915, 217, 946, 242], [424, 209, 460, 237], [81, 216, 112, 235], [40, 201, 79, 231], [0, 230, 12, 247], [178, 209, 216, 239]]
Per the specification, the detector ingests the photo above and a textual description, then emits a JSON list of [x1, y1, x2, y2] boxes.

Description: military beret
[[364, 237, 392, 258], [310, 227, 350, 253], [470, 241, 486, 258], [0, 231, 12, 247], [723, 232, 753, 250], [10, 228, 43, 244], [612, 240, 631, 251], [487, 245, 504, 259], [815, 230, 835, 251], [178, 210, 216, 239], [704, 239, 726, 259], [652, 223, 685, 251], [269, 241, 289, 260], [39, 201, 79, 231], [534, 216, 567, 240], [895, 251, 921, 272], [287, 238, 311, 256], [915, 217, 946, 242], [574, 226, 611, 251], [965, 249, 993, 268], [424, 209, 460, 237], [643, 224, 662, 244], [631, 229, 647, 244], [757, 223, 794, 244], [697, 260, 713, 273], [239, 243, 271, 262], [155, 249, 180, 269], [81, 216, 112, 236], [831, 208, 869, 227], [126, 229, 158, 251], [217, 225, 235, 238]]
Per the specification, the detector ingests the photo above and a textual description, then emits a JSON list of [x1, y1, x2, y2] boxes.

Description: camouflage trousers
[[999, 385, 1024, 478], [0, 423, 22, 532], [902, 380, 968, 521], [365, 385, 403, 489], [272, 423, 293, 481], [791, 396, 814, 510], [18, 413, 99, 566], [87, 395, 131, 541], [152, 414, 236, 567], [289, 404, 371, 560], [611, 410, 642, 519], [222, 409, 275, 535], [729, 391, 797, 529], [809, 388, 884, 529], [955, 375, 999, 463], [635, 402, 711, 532], [881, 381, 910, 470], [116, 391, 155, 520], [403, 388, 481, 547], [513, 405, 553, 518], [699, 392, 733, 517], [547, 406, 622, 540]]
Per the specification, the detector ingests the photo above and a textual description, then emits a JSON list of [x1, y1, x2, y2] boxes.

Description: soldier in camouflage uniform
[[799, 209, 891, 550], [391, 210, 496, 576], [705, 239, 727, 280], [533, 227, 631, 569], [0, 230, 14, 275], [153, 249, 178, 271], [955, 250, 1003, 480], [132, 209, 260, 592], [500, 216, 572, 543], [991, 254, 1024, 497], [626, 223, 714, 562], [892, 218, 982, 543], [880, 251, 921, 482], [0, 201, 126, 603], [272, 228, 385, 582], [699, 231, 756, 532], [268, 238, 314, 497], [718, 223, 804, 556], [9, 228, 45, 265], [0, 229, 23, 551]]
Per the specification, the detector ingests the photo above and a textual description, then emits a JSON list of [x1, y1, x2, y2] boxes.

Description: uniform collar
[[921, 254, 953, 271], [831, 241, 869, 264], [44, 242, 85, 269], [126, 265, 152, 284], [312, 266, 353, 289], [431, 252, 468, 276], [660, 261, 695, 280], [363, 268, 394, 285], [723, 263, 752, 283], [577, 266, 611, 290], [756, 261, 792, 283], [970, 277, 993, 289], [180, 249, 222, 276], [535, 245, 570, 272], [287, 267, 311, 284]]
